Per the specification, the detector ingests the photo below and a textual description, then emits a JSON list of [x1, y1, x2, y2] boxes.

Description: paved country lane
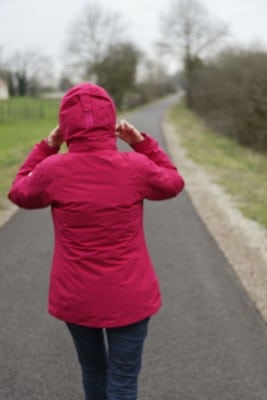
[[1, 95, 267, 400]]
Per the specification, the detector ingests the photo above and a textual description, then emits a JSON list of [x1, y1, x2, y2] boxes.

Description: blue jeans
[[66, 318, 150, 400]]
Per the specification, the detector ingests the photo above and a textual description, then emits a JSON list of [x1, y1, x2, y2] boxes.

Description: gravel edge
[[0, 202, 18, 228], [163, 118, 267, 323]]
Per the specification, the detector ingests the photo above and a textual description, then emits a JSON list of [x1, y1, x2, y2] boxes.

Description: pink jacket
[[8, 83, 185, 328]]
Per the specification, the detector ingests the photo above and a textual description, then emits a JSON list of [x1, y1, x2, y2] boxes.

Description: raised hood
[[59, 83, 117, 149]]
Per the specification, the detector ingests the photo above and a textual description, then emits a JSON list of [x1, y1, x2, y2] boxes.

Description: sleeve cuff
[[39, 139, 60, 155], [131, 133, 157, 154]]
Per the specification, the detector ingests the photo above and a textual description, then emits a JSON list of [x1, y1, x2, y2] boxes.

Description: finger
[[50, 126, 59, 137], [119, 119, 125, 131], [116, 120, 124, 131]]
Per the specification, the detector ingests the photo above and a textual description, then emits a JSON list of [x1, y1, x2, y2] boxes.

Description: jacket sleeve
[[131, 133, 185, 200], [8, 139, 59, 209]]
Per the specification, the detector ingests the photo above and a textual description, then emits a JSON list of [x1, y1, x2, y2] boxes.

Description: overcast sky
[[1, 0, 267, 74]]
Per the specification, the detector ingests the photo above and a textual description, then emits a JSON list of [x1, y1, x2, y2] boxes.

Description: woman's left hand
[[116, 120, 144, 145], [47, 126, 64, 148]]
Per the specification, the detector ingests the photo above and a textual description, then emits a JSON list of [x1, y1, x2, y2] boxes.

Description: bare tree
[[0, 47, 4, 66], [137, 57, 177, 102], [0, 48, 12, 95], [92, 42, 140, 108], [65, 2, 126, 79], [7, 49, 53, 96], [157, 0, 228, 106]]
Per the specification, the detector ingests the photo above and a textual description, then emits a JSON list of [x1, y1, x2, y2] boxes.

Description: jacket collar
[[68, 137, 117, 153]]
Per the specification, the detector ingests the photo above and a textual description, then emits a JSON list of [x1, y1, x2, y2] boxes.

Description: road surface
[[1, 96, 267, 400]]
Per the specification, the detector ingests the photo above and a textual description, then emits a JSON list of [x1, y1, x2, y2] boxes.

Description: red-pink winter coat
[[8, 83, 185, 328]]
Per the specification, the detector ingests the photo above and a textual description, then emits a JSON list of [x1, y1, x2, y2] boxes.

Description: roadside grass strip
[[0, 100, 59, 204], [169, 101, 267, 228]]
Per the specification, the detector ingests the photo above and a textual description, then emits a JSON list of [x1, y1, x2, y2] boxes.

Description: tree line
[[158, 0, 267, 153], [190, 48, 267, 152], [0, 0, 266, 152], [0, 3, 176, 109]]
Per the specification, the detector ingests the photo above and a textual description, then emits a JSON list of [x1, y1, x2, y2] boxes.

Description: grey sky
[[1, 0, 267, 73]]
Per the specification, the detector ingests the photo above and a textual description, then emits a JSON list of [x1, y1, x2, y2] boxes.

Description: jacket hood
[[59, 83, 117, 149]]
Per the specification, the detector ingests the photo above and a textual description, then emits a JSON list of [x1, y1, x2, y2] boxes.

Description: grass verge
[[0, 118, 58, 205], [169, 100, 267, 228]]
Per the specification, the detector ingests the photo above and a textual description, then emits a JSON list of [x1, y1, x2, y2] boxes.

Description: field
[[0, 98, 59, 206], [169, 101, 267, 228]]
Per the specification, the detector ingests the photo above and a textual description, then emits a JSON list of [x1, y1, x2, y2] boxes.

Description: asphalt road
[[1, 96, 267, 400]]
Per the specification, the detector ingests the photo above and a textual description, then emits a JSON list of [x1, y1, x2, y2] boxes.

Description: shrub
[[190, 48, 267, 152]]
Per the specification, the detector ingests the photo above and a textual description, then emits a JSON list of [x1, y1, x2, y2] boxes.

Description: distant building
[[0, 79, 9, 100]]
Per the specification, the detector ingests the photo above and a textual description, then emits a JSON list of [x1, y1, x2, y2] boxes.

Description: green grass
[[169, 101, 267, 228], [0, 99, 59, 204], [0, 97, 59, 122]]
